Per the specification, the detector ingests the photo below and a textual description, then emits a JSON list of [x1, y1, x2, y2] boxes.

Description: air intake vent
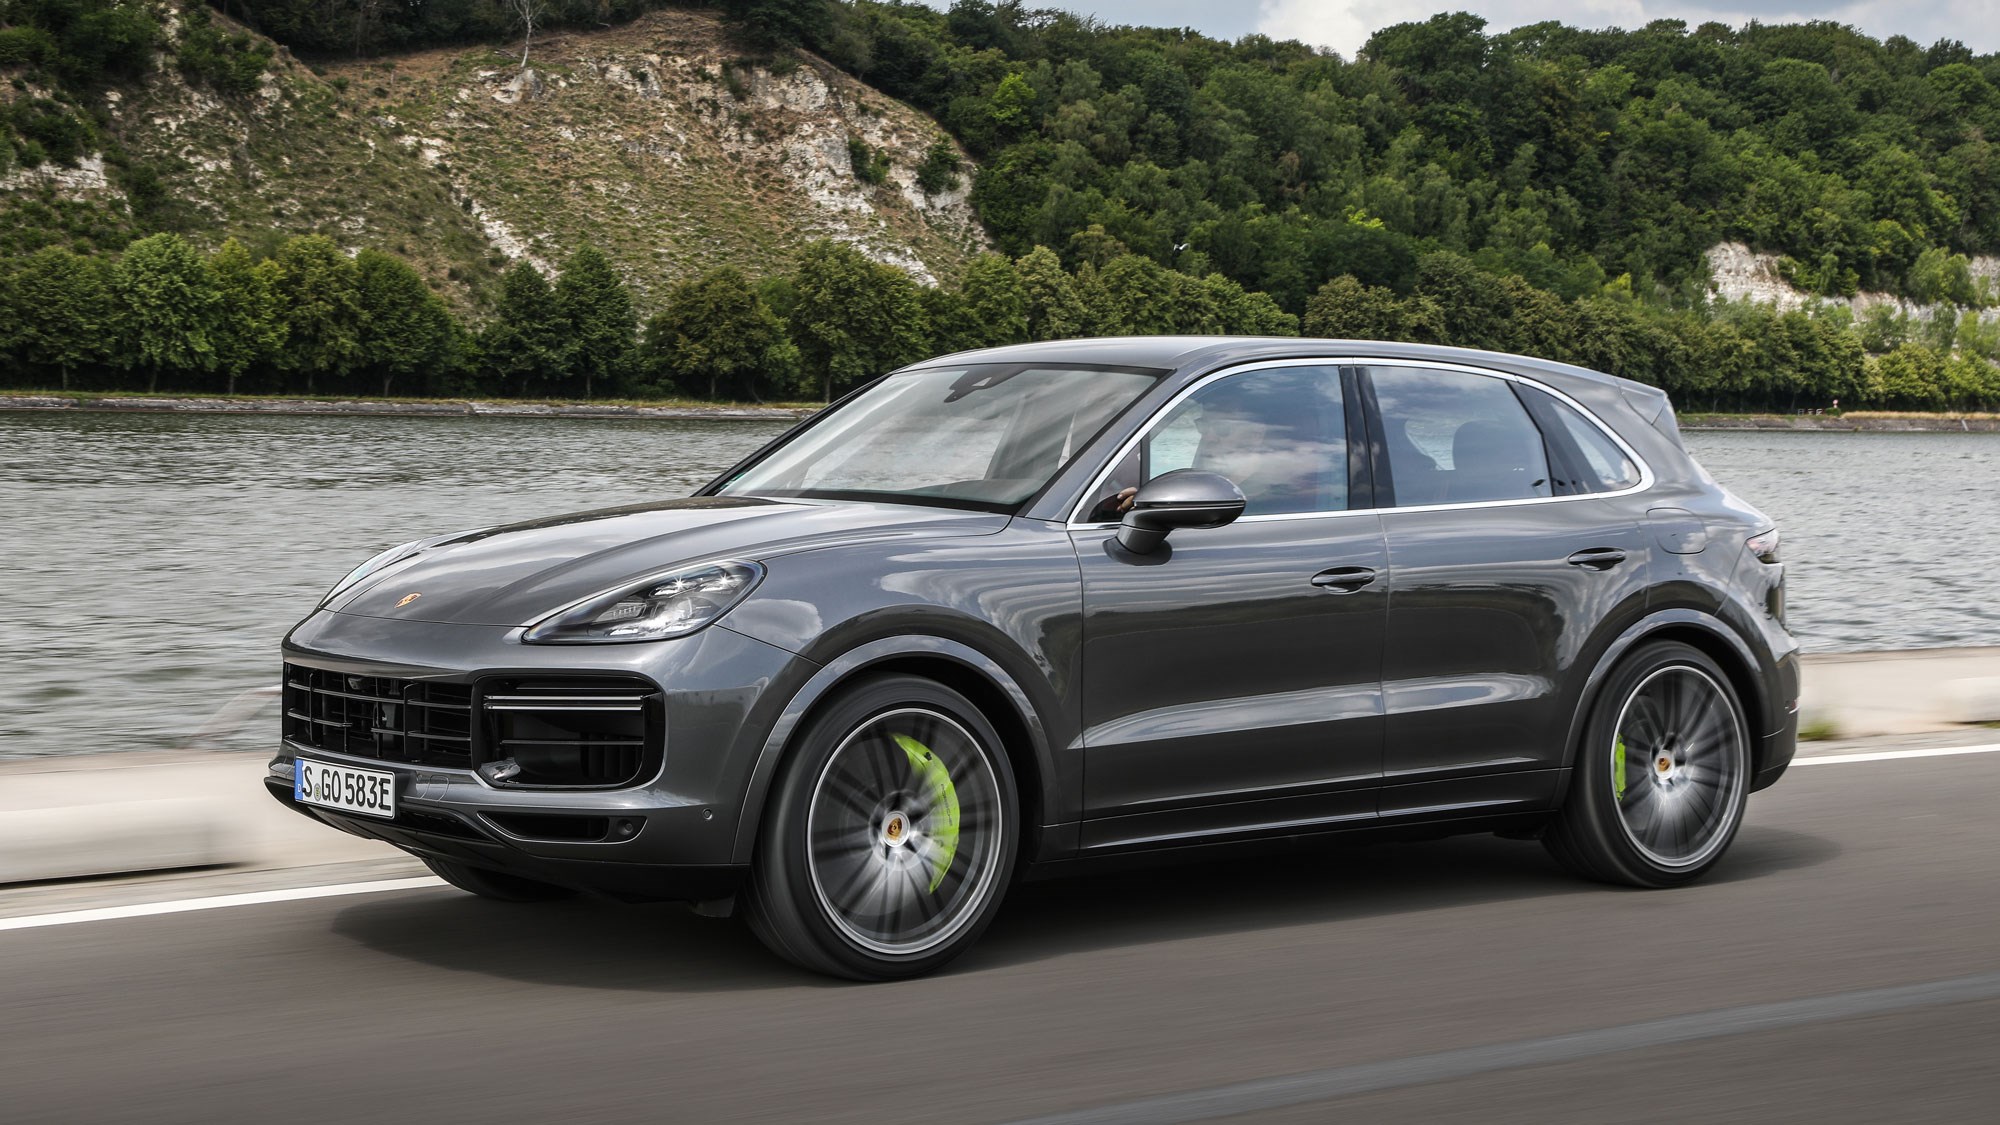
[[479, 678, 660, 788], [283, 664, 473, 767]]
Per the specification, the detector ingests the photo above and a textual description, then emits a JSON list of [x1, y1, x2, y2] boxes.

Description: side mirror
[[1117, 470, 1246, 554]]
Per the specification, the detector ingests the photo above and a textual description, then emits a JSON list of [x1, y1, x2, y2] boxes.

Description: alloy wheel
[[1609, 664, 1748, 869], [804, 707, 1005, 956]]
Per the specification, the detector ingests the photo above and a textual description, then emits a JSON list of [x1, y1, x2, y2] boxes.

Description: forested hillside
[[4, 0, 2000, 409]]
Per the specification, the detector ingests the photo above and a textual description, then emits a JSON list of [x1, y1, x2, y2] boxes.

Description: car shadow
[[963, 825, 1841, 972], [329, 825, 1838, 992]]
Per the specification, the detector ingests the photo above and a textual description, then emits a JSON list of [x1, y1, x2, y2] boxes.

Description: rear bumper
[[263, 775, 746, 901], [1750, 648, 1801, 793]]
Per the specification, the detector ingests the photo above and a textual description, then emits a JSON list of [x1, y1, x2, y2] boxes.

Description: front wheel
[[1544, 641, 1751, 888], [743, 674, 1018, 980]]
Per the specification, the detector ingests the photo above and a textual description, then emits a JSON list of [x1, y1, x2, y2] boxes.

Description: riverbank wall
[[0, 392, 816, 422], [5, 646, 1999, 888], [1682, 412, 2000, 432], [6, 392, 2000, 431]]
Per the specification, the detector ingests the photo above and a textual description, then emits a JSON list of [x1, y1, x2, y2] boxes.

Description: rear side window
[[1518, 386, 1643, 495], [1368, 367, 1552, 506]]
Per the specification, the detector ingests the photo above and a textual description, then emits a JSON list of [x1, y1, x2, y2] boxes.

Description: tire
[[419, 855, 578, 902], [1544, 641, 1751, 888], [743, 674, 1019, 980]]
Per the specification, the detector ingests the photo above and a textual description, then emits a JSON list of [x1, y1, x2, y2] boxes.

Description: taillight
[[1746, 528, 1780, 564]]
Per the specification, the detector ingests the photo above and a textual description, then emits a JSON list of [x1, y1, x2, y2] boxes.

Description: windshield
[[716, 364, 1162, 510]]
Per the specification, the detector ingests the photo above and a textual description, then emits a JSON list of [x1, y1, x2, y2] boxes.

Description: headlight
[[321, 538, 430, 607], [523, 561, 763, 644]]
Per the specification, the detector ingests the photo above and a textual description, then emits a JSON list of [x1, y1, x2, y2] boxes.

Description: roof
[[903, 336, 1645, 395]]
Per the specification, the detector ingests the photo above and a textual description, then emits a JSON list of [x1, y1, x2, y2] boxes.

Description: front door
[[1072, 363, 1388, 850]]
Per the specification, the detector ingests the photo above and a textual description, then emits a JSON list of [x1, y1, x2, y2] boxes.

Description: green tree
[[717, 0, 831, 52], [554, 245, 635, 399], [354, 249, 455, 398], [787, 241, 930, 400], [0, 248, 113, 390], [1303, 276, 1442, 342], [1014, 246, 1088, 341], [956, 253, 1029, 347], [1080, 255, 1178, 334], [209, 240, 286, 396], [1868, 343, 1949, 409], [641, 267, 793, 400], [113, 233, 221, 393], [479, 261, 567, 397], [989, 72, 1037, 134], [269, 236, 362, 395]]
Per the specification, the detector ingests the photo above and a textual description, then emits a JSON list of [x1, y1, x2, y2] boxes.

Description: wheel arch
[[1554, 609, 1772, 806], [729, 635, 1060, 867]]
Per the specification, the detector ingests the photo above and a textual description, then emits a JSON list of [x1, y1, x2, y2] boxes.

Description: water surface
[[2, 412, 1994, 759]]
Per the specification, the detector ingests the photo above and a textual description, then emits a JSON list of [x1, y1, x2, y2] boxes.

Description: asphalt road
[[3, 751, 1997, 1124]]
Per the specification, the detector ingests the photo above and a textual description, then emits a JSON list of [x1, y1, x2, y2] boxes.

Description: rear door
[[1072, 362, 1389, 850], [1364, 362, 1652, 820]]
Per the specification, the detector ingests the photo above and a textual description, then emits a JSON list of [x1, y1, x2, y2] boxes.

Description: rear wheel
[[744, 674, 1018, 980], [419, 855, 577, 902], [1545, 641, 1750, 887]]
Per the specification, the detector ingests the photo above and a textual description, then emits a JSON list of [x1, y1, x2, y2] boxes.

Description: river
[[2, 411, 1995, 759]]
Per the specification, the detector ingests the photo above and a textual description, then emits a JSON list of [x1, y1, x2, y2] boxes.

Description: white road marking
[[1, 741, 1995, 934], [1792, 743, 2000, 766], [0, 876, 445, 933]]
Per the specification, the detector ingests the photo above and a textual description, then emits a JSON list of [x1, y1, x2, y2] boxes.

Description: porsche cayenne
[[270, 337, 1799, 979]]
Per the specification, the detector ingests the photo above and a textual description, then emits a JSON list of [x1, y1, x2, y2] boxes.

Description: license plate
[[295, 759, 398, 819]]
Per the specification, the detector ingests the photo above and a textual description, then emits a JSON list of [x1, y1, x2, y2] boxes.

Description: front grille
[[283, 663, 660, 788], [482, 678, 657, 788], [283, 664, 473, 767]]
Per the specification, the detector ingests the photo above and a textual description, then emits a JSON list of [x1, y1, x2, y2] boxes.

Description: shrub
[[846, 136, 888, 184], [913, 137, 962, 195], [0, 27, 59, 68], [177, 8, 274, 97]]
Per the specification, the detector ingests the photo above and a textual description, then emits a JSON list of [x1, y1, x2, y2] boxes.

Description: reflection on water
[[1, 412, 1995, 759]]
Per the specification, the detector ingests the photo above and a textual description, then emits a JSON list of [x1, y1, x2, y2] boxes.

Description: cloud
[[1254, 0, 1999, 57]]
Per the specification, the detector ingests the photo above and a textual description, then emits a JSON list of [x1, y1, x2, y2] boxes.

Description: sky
[[918, 1, 2000, 57]]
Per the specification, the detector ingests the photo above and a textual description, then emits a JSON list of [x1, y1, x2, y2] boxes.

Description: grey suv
[[271, 337, 1799, 979]]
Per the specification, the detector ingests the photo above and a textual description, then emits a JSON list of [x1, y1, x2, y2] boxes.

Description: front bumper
[[263, 774, 745, 900], [273, 610, 810, 898]]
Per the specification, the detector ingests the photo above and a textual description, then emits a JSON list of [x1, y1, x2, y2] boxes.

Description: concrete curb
[[0, 752, 394, 887], [0, 799, 237, 884]]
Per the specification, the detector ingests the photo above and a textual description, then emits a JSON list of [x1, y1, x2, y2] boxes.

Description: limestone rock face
[[1705, 242, 2000, 330], [379, 8, 988, 301], [0, 9, 987, 313]]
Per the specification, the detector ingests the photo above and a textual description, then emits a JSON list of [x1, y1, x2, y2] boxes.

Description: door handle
[[1310, 566, 1378, 592], [1566, 547, 1628, 571]]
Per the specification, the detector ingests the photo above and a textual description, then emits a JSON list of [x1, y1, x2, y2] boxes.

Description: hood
[[328, 496, 1009, 626]]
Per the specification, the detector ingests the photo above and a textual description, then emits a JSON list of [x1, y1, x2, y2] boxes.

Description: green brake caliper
[[893, 734, 960, 893], [1612, 735, 1629, 801]]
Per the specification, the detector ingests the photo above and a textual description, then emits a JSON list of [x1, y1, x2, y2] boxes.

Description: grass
[[1797, 716, 1843, 742]]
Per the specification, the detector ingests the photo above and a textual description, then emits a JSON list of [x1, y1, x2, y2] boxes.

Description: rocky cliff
[[0, 8, 986, 312]]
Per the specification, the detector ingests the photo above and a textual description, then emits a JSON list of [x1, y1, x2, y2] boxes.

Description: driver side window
[[1085, 365, 1349, 520]]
